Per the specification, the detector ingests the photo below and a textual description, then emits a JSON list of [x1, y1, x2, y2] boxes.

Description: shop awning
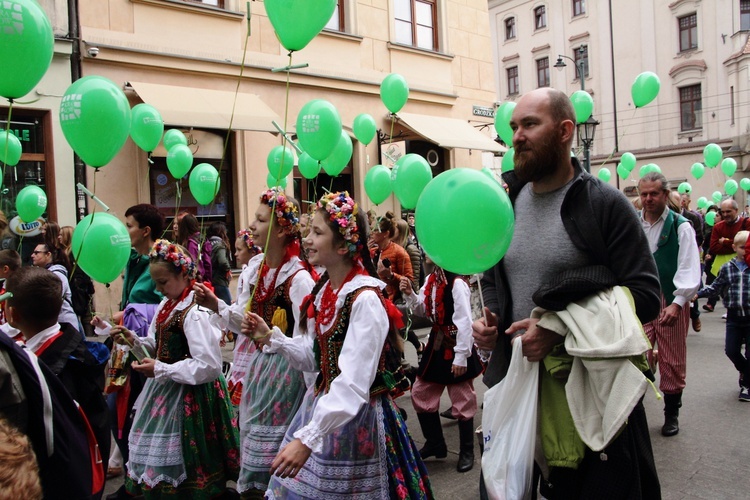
[[127, 81, 279, 132], [396, 112, 505, 153]]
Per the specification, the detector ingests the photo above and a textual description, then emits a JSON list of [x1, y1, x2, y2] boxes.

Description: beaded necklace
[[315, 266, 366, 333], [423, 269, 447, 324], [254, 253, 290, 303]]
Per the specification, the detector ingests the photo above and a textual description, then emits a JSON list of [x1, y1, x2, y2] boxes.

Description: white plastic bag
[[481, 339, 539, 500]]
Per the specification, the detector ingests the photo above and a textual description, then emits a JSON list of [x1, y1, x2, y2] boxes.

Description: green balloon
[[651, 164, 661, 174], [364, 165, 392, 205], [617, 164, 630, 180], [267, 172, 288, 189], [494, 102, 516, 145], [677, 182, 692, 194], [725, 179, 739, 196], [296, 99, 342, 161], [619, 152, 636, 172], [631, 71, 660, 108], [15, 185, 47, 223], [705, 211, 717, 227], [380, 73, 409, 114], [264, 0, 336, 52], [696, 196, 708, 210], [721, 158, 738, 177], [60, 76, 131, 168], [415, 168, 514, 275], [71, 212, 131, 283], [0, 0, 54, 99], [298, 152, 321, 179], [741, 178, 750, 191], [570, 90, 594, 123], [163, 129, 188, 151], [703, 143, 723, 167], [321, 131, 353, 177], [0, 131, 22, 166], [501, 148, 515, 172], [130, 104, 164, 153], [353, 113, 377, 146], [712, 191, 723, 204], [691, 162, 705, 180], [393, 154, 433, 209], [189, 163, 220, 205], [597, 167, 612, 182], [267, 145, 295, 179], [166, 144, 193, 179], [639, 164, 652, 178]]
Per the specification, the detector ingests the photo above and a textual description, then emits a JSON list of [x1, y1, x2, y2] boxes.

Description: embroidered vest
[[653, 210, 688, 300], [155, 301, 197, 364], [248, 271, 300, 346]]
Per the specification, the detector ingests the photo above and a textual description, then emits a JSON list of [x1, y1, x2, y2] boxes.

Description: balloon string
[[597, 107, 639, 171], [273, 51, 294, 185], [389, 115, 395, 145], [1, 99, 14, 209]]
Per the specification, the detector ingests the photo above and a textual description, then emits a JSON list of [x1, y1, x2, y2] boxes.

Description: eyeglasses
[[31, 250, 49, 255]]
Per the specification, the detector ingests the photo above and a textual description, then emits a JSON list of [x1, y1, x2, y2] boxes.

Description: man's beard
[[514, 131, 565, 183]]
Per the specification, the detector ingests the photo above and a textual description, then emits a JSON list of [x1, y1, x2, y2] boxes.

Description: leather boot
[[457, 418, 475, 473], [662, 392, 682, 437], [416, 412, 447, 459]]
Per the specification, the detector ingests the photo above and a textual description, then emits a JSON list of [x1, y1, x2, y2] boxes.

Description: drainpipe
[[68, 0, 87, 221], [608, 0, 620, 190]]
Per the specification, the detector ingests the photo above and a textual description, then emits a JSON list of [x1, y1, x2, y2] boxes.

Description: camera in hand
[[382, 258, 391, 268]]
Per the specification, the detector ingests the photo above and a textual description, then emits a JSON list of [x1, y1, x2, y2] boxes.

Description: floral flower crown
[[260, 187, 300, 236], [318, 191, 362, 258], [237, 229, 261, 254], [149, 239, 196, 279]]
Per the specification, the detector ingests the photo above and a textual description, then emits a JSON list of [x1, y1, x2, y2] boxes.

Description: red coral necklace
[[315, 266, 365, 332], [254, 254, 290, 303], [424, 269, 446, 324]]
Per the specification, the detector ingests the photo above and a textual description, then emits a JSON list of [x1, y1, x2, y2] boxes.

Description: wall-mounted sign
[[472, 105, 495, 118], [9, 216, 45, 237]]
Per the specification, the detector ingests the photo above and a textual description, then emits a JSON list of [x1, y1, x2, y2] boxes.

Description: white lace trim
[[293, 423, 325, 454], [128, 469, 188, 489]]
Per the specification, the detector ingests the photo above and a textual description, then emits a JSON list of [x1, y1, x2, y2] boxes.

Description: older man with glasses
[[705, 199, 750, 312]]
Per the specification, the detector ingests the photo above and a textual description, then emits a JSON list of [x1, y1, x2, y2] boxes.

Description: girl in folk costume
[[110, 240, 239, 499], [247, 192, 433, 499], [194, 188, 315, 499], [399, 259, 483, 473]]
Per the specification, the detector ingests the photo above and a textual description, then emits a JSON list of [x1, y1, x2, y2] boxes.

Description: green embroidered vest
[[653, 210, 687, 300]]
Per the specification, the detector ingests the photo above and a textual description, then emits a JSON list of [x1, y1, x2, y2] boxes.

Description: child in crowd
[[0, 249, 23, 343], [194, 188, 314, 499], [0, 417, 42, 500], [399, 260, 482, 473], [696, 230, 750, 401], [207, 222, 233, 306], [110, 240, 238, 498], [174, 212, 213, 283], [248, 191, 433, 499]]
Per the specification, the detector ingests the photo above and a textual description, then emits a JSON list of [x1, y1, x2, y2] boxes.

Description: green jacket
[[121, 249, 161, 308]]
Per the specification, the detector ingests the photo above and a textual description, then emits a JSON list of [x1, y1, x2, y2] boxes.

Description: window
[[534, 5, 546, 30], [537, 57, 550, 87], [325, 0, 345, 31], [574, 45, 589, 78], [678, 13, 697, 52], [505, 17, 516, 40], [572, 0, 585, 16], [185, 0, 225, 7], [507, 66, 519, 95], [680, 84, 702, 131], [394, 0, 438, 51], [742, 0, 750, 30]]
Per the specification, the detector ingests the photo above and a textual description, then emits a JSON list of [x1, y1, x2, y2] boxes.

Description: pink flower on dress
[[357, 440, 375, 457], [396, 484, 409, 499], [394, 468, 405, 483]]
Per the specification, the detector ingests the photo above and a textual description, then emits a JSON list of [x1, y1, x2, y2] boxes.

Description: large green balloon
[[712, 191, 723, 204], [691, 162, 705, 180], [353, 113, 377, 145], [264, 0, 336, 52], [725, 179, 739, 196], [620, 152, 636, 172], [741, 178, 750, 191], [501, 148, 515, 172], [494, 102, 516, 145], [617, 164, 630, 180], [267, 145, 295, 179], [721, 158, 738, 177], [298, 152, 321, 179], [166, 144, 193, 179], [393, 154, 433, 209], [380, 74, 409, 114], [364, 165, 392, 205], [677, 182, 692, 194], [189, 163, 220, 205], [267, 172, 288, 189], [15, 185, 47, 223], [415, 168, 514, 274], [321, 131, 353, 176], [60, 76, 131, 167], [597, 167, 611, 182], [296, 99, 342, 161], [703, 143, 723, 167], [163, 129, 188, 151], [71, 212, 131, 283], [639, 164, 652, 178], [631, 71, 660, 108], [0, 0, 54, 99], [0, 131, 22, 166], [705, 211, 717, 227], [570, 90, 594, 123], [130, 104, 164, 153], [696, 197, 709, 210]]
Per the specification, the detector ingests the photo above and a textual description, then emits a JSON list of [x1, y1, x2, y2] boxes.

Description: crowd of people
[[1, 86, 749, 499]]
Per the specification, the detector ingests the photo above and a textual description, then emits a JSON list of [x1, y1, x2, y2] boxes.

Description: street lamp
[[577, 116, 599, 173], [554, 46, 587, 92]]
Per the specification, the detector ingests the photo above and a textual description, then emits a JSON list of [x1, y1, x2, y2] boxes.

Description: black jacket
[[481, 161, 661, 388]]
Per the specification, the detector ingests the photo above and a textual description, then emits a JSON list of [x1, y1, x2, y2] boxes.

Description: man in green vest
[[638, 172, 701, 437]]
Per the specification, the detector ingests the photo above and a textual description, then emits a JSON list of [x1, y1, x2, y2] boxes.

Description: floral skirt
[[126, 377, 239, 499], [227, 336, 257, 407], [237, 350, 306, 493], [266, 390, 433, 500]]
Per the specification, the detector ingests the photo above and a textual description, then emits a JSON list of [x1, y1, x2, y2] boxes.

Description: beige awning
[[127, 81, 279, 132], [397, 112, 505, 153]]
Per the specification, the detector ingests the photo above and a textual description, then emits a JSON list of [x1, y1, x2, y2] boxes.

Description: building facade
[[489, 0, 750, 203]]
